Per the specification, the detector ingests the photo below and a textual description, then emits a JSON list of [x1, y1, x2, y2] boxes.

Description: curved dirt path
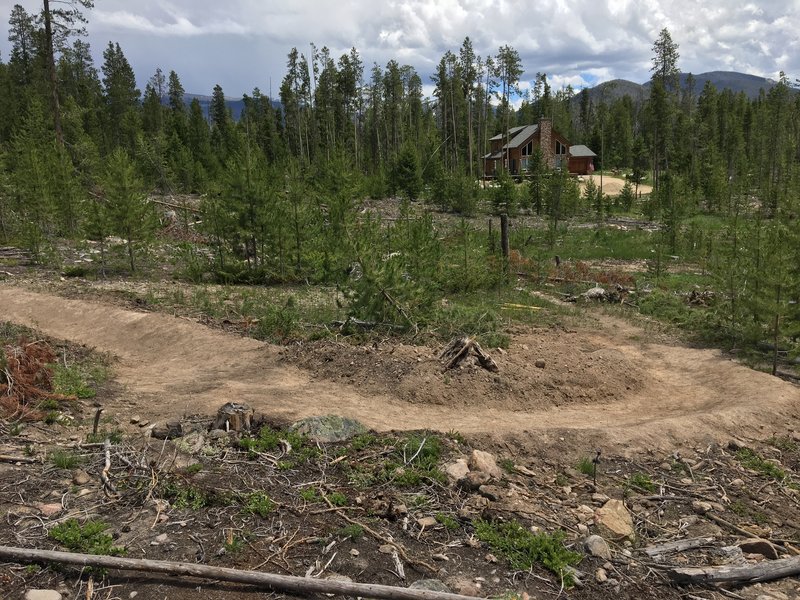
[[1, 287, 796, 448]]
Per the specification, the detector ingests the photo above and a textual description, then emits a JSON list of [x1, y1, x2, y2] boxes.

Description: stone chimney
[[538, 117, 554, 168]]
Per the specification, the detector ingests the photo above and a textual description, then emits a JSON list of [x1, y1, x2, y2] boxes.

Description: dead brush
[[0, 337, 76, 420]]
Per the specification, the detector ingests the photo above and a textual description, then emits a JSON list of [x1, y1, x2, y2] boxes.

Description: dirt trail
[[1, 286, 796, 448]]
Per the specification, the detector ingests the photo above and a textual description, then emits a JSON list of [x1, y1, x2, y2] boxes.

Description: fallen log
[[668, 554, 800, 585], [643, 537, 716, 561], [0, 546, 477, 600]]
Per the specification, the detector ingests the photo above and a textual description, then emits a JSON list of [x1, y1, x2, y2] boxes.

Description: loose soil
[[577, 175, 653, 197], [0, 285, 796, 452]]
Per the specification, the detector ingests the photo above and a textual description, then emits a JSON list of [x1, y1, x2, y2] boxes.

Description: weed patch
[[474, 519, 581, 585], [736, 448, 787, 481], [49, 519, 124, 556]]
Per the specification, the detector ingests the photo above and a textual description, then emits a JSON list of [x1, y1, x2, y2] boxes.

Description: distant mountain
[[176, 94, 281, 121], [578, 71, 783, 105]]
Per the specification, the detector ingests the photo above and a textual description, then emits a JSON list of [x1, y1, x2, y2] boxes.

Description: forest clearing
[[1, 1, 800, 598]]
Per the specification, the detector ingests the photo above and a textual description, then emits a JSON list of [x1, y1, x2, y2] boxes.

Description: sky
[[1, 0, 798, 99]]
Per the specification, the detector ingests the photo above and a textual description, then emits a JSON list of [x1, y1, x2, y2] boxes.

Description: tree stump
[[212, 402, 254, 432]]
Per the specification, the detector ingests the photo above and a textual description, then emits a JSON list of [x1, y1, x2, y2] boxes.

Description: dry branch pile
[[0, 338, 73, 419], [439, 336, 499, 373]]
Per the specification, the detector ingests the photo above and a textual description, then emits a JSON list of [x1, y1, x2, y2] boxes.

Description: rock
[[417, 516, 438, 529], [36, 503, 62, 517], [458, 495, 489, 518], [591, 493, 610, 504], [692, 500, 713, 515], [25, 591, 62, 600], [76, 488, 91, 497], [584, 286, 607, 301], [432, 553, 449, 561], [72, 470, 90, 486], [659, 462, 672, 471], [379, 544, 395, 554], [130, 415, 140, 425], [151, 420, 183, 440], [446, 577, 481, 596], [138, 420, 149, 428], [444, 459, 470, 483], [349, 549, 359, 557], [584, 535, 612, 560], [485, 553, 498, 563], [409, 580, 450, 593], [458, 470, 491, 490], [468, 449, 502, 480], [534, 360, 546, 369], [594, 499, 635, 541], [738, 539, 780, 560], [391, 503, 408, 518], [154, 533, 169, 544], [595, 568, 608, 583], [177, 431, 207, 454], [209, 429, 229, 441], [129, 593, 138, 599], [577, 523, 589, 535], [730, 478, 745, 488], [290, 415, 367, 443], [478, 485, 503, 501]]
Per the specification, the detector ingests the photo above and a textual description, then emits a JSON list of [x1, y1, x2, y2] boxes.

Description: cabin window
[[555, 140, 566, 155]]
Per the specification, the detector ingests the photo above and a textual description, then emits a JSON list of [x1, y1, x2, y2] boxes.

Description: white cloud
[[0, 0, 797, 94]]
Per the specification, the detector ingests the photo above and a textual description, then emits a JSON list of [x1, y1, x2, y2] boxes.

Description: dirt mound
[[287, 329, 647, 412], [578, 174, 653, 196]]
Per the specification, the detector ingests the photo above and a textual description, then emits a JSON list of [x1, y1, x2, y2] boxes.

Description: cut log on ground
[[668, 554, 800, 585], [439, 336, 499, 373], [0, 546, 478, 600]]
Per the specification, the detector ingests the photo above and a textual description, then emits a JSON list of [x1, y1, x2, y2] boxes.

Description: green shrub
[[49, 519, 124, 556], [626, 472, 655, 492], [50, 450, 80, 470], [474, 519, 581, 585], [244, 491, 276, 517]]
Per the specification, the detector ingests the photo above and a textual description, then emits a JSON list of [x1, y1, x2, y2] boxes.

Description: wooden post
[[500, 214, 510, 279], [0, 546, 479, 600]]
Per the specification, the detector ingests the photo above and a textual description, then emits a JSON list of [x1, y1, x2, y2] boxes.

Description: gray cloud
[[0, 0, 797, 97]]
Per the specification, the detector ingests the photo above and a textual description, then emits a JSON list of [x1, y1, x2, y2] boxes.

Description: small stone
[[130, 415, 140, 424], [738, 539, 780, 560], [129, 593, 138, 599], [577, 523, 589, 535], [432, 553, 449, 561], [392, 503, 408, 517], [444, 459, 470, 483], [468, 450, 503, 480], [459, 470, 490, 490], [349, 549, 360, 557], [379, 544, 395, 554], [478, 485, 501, 501], [151, 420, 183, 440], [25, 591, 62, 600], [534, 360, 546, 369], [729, 478, 745, 488], [591, 493, 610, 504], [595, 568, 608, 583], [417, 516, 438, 529], [659, 462, 672, 471], [485, 553, 498, 563], [584, 535, 612, 560], [154, 533, 169, 543], [692, 500, 713, 515], [37, 503, 62, 517], [72, 470, 90, 486], [138, 420, 150, 428]]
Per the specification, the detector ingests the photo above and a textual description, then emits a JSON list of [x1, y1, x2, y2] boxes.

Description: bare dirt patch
[[0, 286, 797, 452], [578, 175, 653, 196]]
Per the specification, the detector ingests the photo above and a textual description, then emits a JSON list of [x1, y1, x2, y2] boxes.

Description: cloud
[[0, 0, 797, 95]]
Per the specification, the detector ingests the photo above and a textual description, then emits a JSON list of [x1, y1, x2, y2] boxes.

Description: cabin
[[483, 118, 596, 176]]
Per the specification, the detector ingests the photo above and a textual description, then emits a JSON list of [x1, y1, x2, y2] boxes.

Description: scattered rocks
[[25, 591, 62, 600], [468, 449, 502, 480], [594, 499, 635, 541], [584, 535, 612, 560], [290, 415, 367, 443], [409, 579, 450, 593]]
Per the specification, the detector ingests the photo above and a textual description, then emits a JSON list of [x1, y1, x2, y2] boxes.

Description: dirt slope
[[0, 286, 796, 449]]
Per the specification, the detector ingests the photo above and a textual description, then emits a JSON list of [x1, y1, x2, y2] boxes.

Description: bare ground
[[0, 285, 796, 452]]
